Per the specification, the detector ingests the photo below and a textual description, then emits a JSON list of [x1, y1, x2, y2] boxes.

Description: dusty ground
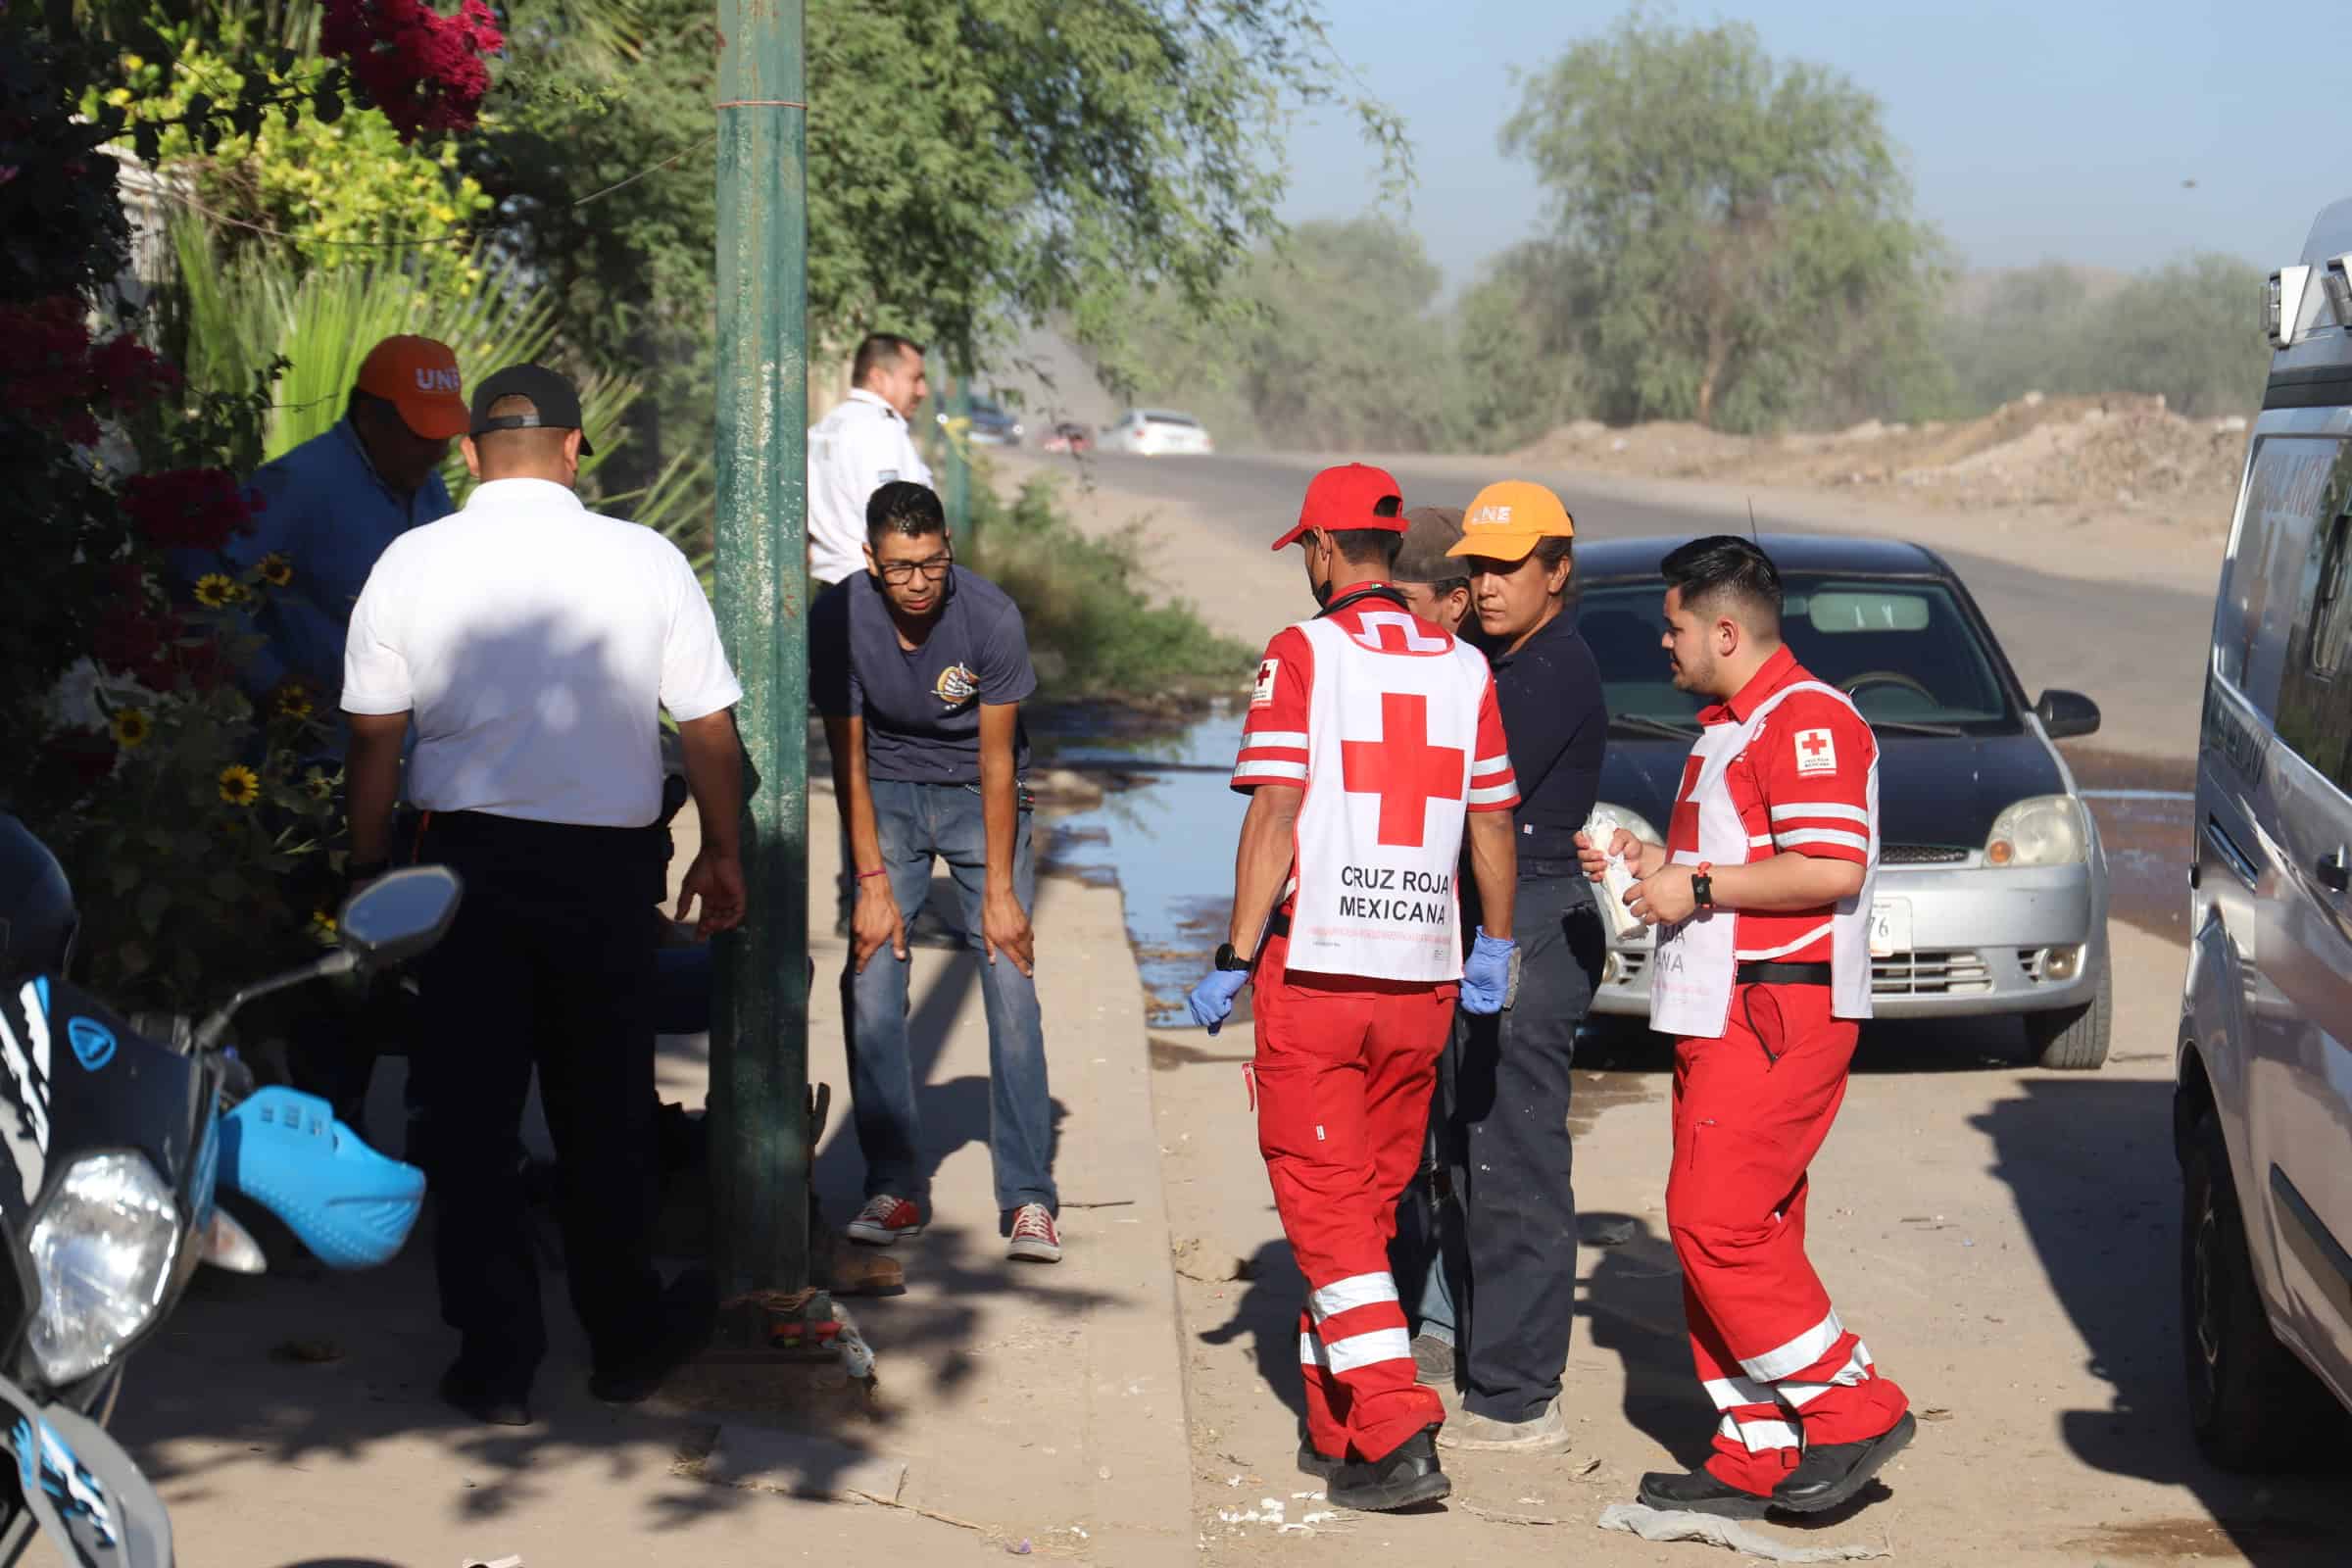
[[1509, 393, 2249, 537], [1152, 922, 2343, 1568]]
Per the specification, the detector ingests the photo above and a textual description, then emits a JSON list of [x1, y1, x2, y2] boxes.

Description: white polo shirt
[[807, 388, 933, 586], [341, 478, 743, 828]]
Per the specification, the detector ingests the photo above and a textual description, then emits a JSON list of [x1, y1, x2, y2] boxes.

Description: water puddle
[[1034, 703, 1250, 1028], [2066, 748, 2194, 944]]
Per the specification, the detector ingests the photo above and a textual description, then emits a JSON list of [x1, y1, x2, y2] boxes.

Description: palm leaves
[[169, 215, 643, 490]]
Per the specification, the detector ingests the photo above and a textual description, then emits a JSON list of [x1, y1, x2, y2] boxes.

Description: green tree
[[472, 0, 1402, 491], [1453, 238, 1595, 450], [1501, 10, 1944, 432]]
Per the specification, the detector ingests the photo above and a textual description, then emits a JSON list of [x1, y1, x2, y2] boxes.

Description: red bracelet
[[857, 866, 889, 880]]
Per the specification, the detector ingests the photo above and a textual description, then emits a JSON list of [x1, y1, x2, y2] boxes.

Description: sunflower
[[273, 683, 315, 720], [257, 552, 294, 588], [302, 767, 335, 803], [193, 572, 240, 609], [217, 764, 261, 808], [110, 708, 153, 749]]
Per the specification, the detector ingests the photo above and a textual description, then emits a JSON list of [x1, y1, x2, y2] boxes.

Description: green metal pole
[[710, 0, 810, 1316], [943, 370, 972, 557]]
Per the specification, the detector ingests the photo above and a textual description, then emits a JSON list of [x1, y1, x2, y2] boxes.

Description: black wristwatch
[[1213, 942, 1251, 972], [1691, 872, 1714, 910]]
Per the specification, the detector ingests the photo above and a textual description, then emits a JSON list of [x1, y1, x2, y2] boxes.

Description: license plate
[[1869, 899, 1913, 958]]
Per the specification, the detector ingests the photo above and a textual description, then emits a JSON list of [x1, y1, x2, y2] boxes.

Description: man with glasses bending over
[[809, 481, 1062, 1264]]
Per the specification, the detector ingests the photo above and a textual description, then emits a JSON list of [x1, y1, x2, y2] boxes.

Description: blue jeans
[[841, 778, 1056, 1215]]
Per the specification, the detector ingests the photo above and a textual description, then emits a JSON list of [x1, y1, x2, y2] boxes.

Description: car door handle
[[2319, 847, 2350, 895], [2203, 815, 2260, 888]]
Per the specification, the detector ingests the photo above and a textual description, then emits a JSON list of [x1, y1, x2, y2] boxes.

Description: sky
[[1280, 0, 2340, 295]]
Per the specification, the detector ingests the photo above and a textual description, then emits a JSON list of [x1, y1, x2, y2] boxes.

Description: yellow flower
[[303, 767, 335, 803], [217, 765, 261, 808], [110, 709, 153, 750], [310, 910, 339, 945], [273, 683, 315, 720], [193, 572, 239, 609], [257, 553, 293, 587]]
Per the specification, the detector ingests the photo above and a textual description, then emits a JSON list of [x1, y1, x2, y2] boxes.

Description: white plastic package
[[1582, 810, 1649, 943]]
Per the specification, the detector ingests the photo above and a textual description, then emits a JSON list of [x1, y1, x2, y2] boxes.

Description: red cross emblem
[[1341, 692, 1465, 847], [1800, 732, 1830, 760]]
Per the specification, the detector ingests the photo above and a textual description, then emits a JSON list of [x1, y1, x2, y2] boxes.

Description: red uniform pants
[[1250, 933, 1453, 1463], [1669, 982, 1910, 1495]]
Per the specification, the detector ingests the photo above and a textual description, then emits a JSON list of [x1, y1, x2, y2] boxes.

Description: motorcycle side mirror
[[338, 865, 464, 969]]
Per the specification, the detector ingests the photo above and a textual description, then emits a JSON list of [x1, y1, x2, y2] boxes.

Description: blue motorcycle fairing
[[0, 1371, 171, 1567], [217, 1088, 422, 1270]]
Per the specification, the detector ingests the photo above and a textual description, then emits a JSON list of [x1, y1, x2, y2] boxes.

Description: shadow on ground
[[1976, 1075, 2349, 1567], [115, 878, 1106, 1540]]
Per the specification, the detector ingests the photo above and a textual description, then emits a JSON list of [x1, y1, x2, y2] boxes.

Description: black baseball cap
[[469, 363, 595, 456]]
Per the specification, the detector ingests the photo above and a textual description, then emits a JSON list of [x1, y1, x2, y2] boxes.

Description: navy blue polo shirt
[[1478, 611, 1606, 862], [810, 565, 1035, 784]]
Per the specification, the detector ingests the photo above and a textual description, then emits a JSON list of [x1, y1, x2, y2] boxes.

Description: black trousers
[[1453, 863, 1603, 1423], [408, 810, 667, 1395]]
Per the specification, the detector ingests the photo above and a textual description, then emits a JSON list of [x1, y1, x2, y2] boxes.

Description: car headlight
[[27, 1153, 180, 1384], [1985, 795, 2088, 868]]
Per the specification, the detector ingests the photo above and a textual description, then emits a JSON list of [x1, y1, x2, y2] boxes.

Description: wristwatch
[[1213, 942, 1251, 972], [1692, 861, 1715, 910]]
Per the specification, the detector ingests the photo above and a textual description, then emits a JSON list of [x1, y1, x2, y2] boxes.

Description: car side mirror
[[339, 865, 464, 968], [2034, 688, 2102, 740]]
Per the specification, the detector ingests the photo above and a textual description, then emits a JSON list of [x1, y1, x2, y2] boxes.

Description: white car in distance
[[1099, 409, 1214, 457]]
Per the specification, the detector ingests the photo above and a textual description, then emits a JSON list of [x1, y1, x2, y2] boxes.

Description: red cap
[[1269, 463, 1406, 552]]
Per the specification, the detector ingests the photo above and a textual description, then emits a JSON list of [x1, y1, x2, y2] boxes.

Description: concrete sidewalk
[[110, 785, 1195, 1567]]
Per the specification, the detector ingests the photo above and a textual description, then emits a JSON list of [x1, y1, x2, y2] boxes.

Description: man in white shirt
[[808, 333, 933, 588], [341, 364, 748, 1427]]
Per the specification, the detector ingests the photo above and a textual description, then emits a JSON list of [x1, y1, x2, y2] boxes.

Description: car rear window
[[1142, 411, 1200, 426], [1575, 575, 2016, 730]]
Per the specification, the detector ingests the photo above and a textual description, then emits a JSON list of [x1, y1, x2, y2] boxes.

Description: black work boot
[[1773, 1411, 1916, 1514], [1297, 1437, 1343, 1481], [1636, 1466, 1772, 1519], [1328, 1426, 1448, 1513]]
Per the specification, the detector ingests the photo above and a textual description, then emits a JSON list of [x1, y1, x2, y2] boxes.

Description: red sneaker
[[846, 1195, 925, 1246], [1007, 1202, 1062, 1263]]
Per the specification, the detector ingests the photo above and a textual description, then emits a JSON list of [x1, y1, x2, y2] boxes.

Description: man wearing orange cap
[[198, 334, 468, 706], [1437, 481, 1608, 1454], [172, 335, 466, 1131], [1185, 464, 1522, 1512]]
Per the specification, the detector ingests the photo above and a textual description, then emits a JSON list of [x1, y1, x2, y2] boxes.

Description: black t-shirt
[[810, 566, 1036, 784], [1478, 611, 1606, 862]]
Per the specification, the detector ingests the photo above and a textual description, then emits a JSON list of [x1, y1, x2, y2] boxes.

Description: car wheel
[[2025, 961, 2111, 1069], [2180, 1111, 2346, 1470]]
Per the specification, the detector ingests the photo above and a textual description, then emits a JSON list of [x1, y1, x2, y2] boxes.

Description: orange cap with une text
[[1446, 479, 1574, 563], [354, 335, 467, 441]]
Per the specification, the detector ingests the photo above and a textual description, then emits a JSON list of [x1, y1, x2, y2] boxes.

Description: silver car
[[2174, 194, 2352, 1470], [1575, 533, 2113, 1069]]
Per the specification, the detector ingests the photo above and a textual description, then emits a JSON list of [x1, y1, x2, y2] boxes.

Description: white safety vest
[[1285, 613, 1491, 983], [1648, 682, 1878, 1038]]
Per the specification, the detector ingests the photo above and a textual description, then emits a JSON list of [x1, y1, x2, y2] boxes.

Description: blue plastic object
[[217, 1087, 424, 1269]]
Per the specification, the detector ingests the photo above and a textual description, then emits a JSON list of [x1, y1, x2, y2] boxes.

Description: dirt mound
[[1512, 392, 2252, 522]]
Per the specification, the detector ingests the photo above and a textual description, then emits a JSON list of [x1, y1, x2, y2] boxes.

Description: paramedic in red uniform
[[1186, 464, 1522, 1515], [1578, 535, 1915, 1521]]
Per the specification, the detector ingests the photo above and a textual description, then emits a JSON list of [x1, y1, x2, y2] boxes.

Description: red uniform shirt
[[1666, 645, 1876, 964]]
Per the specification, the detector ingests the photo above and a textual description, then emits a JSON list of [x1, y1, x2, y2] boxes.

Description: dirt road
[[993, 447, 2348, 1564], [1150, 926, 2341, 1567]]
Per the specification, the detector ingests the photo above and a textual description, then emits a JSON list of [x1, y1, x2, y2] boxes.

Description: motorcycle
[[0, 864, 460, 1567]]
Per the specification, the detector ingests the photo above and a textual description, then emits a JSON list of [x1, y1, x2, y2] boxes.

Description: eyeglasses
[[876, 554, 952, 585]]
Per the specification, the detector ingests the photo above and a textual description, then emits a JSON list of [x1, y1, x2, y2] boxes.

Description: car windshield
[[1572, 574, 2019, 732], [1142, 411, 1200, 427]]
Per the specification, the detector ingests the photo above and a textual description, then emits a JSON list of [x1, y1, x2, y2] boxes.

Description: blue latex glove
[[1459, 927, 1517, 1015], [1187, 967, 1251, 1034]]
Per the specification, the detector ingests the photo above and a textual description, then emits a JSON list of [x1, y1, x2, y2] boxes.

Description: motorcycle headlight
[[26, 1154, 180, 1385], [1985, 795, 2088, 868]]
